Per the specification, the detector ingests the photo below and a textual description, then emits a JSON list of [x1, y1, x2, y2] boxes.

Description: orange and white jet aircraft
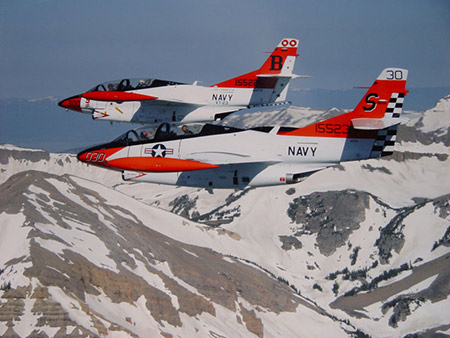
[[77, 68, 409, 189], [59, 38, 303, 125]]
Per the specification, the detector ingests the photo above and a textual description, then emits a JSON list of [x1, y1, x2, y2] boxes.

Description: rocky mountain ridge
[[0, 170, 353, 337]]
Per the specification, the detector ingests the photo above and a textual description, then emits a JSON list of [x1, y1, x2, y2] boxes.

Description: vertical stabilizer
[[352, 68, 408, 119], [279, 68, 409, 138], [212, 38, 299, 92]]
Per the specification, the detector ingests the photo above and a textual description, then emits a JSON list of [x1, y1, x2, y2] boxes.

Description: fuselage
[[77, 124, 376, 188], [60, 77, 291, 124], [58, 38, 300, 125]]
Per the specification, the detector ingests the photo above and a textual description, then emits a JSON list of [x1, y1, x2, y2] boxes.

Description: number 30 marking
[[386, 70, 403, 80]]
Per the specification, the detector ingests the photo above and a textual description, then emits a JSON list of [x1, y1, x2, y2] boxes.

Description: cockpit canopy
[[88, 78, 185, 92], [111, 123, 295, 146], [111, 123, 244, 146]]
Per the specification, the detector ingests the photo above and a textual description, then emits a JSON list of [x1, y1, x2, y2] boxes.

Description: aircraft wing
[[185, 153, 281, 166]]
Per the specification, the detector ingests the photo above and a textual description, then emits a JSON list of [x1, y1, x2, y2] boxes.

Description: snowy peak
[[433, 94, 450, 111], [412, 94, 450, 139], [0, 145, 120, 186], [0, 170, 349, 337]]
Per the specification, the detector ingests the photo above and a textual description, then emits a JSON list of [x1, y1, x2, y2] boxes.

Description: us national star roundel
[[148, 144, 174, 157]]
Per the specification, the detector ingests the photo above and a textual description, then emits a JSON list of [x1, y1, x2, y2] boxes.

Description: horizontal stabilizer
[[256, 74, 311, 79], [351, 117, 407, 130]]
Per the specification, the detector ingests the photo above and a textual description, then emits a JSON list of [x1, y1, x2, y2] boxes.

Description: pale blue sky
[[1, 0, 449, 99]]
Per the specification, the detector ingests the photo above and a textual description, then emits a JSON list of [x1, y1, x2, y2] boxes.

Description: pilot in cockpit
[[137, 80, 146, 88], [182, 125, 193, 135], [140, 131, 149, 140]]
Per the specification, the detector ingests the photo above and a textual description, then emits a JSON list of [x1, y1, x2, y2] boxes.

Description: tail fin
[[212, 38, 299, 100], [279, 68, 409, 139], [352, 68, 408, 120]]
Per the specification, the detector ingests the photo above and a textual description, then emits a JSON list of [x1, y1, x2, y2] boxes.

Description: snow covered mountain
[[2, 170, 356, 337], [0, 96, 449, 337]]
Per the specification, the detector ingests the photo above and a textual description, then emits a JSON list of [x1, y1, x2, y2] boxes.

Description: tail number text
[[315, 123, 349, 135]]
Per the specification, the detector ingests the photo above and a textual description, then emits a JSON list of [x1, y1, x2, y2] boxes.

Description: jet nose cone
[[58, 95, 82, 112], [77, 150, 88, 162]]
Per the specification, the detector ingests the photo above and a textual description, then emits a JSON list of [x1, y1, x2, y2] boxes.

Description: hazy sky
[[1, 0, 449, 99]]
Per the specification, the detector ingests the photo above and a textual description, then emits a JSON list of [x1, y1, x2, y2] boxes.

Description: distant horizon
[[1, 86, 448, 112], [0, 89, 448, 154]]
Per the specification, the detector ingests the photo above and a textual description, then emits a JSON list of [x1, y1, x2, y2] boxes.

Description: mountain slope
[[0, 170, 351, 337]]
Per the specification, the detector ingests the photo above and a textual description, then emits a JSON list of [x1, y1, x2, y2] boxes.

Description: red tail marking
[[278, 79, 408, 138], [212, 39, 299, 89]]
